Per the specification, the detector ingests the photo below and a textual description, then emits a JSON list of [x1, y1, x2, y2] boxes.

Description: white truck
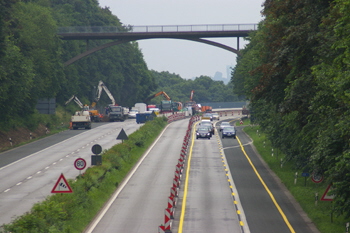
[[134, 103, 147, 113], [71, 111, 92, 130]]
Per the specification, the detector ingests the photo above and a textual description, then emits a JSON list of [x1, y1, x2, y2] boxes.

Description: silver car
[[220, 122, 231, 131], [212, 113, 220, 120]]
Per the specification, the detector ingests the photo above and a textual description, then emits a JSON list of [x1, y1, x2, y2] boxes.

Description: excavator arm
[[65, 95, 84, 109], [144, 91, 171, 103], [94, 80, 116, 106]]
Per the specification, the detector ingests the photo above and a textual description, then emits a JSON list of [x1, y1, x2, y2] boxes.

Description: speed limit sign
[[74, 158, 86, 170]]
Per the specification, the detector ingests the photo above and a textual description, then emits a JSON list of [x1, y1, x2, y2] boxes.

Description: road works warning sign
[[51, 173, 73, 193], [321, 184, 335, 201]]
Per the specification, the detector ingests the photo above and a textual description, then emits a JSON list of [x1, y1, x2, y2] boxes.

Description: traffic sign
[[92, 144, 102, 155], [321, 184, 335, 201], [116, 128, 128, 140], [51, 173, 73, 193], [311, 172, 324, 183], [74, 158, 86, 170]]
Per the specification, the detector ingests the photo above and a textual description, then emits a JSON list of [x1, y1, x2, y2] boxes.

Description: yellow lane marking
[[178, 122, 198, 233], [236, 136, 296, 233]]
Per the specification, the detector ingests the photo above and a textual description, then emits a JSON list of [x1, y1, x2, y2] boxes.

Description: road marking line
[[237, 137, 296, 233], [178, 122, 197, 233], [84, 123, 172, 233]]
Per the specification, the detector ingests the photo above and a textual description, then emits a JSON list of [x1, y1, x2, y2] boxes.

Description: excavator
[[144, 91, 182, 113], [143, 91, 171, 104], [185, 90, 200, 114], [65, 95, 85, 110], [90, 80, 117, 122]]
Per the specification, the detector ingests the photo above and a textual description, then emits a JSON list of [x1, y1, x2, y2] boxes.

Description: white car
[[220, 122, 231, 131], [212, 113, 220, 120], [128, 109, 139, 118]]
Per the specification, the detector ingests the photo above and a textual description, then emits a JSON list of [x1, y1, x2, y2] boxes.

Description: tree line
[[0, 0, 240, 130], [0, 0, 156, 129], [232, 0, 350, 217], [149, 70, 243, 106]]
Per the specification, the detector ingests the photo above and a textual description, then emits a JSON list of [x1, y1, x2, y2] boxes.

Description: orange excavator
[[143, 91, 171, 103]]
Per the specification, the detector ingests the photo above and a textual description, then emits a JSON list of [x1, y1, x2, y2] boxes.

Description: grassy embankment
[[1, 116, 169, 233], [241, 120, 347, 233]]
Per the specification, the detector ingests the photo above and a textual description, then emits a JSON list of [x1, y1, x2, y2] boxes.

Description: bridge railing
[[58, 24, 258, 34]]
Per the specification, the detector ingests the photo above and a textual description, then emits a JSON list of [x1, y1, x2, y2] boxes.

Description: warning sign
[[51, 173, 73, 193], [321, 184, 335, 201]]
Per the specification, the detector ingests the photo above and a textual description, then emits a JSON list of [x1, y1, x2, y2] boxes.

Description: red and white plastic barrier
[[158, 115, 199, 233]]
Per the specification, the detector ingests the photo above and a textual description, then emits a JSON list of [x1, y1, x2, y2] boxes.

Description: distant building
[[213, 71, 229, 84]]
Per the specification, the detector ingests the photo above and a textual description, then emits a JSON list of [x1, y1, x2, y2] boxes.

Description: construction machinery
[[90, 80, 117, 122], [185, 90, 200, 114], [143, 91, 171, 104], [107, 105, 129, 122], [65, 95, 91, 129]]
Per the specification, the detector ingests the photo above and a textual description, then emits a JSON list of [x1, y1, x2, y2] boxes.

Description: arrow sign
[[116, 128, 128, 140], [51, 173, 73, 193], [321, 184, 335, 201]]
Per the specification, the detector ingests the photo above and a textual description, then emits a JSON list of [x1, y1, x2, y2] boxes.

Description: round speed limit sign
[[74, 158, 86, 170]]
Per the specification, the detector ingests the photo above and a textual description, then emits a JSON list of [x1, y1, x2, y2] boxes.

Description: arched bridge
[[58, 24, 258, 66]]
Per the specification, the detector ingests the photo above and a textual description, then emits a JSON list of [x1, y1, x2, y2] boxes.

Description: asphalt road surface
[[86, 118, 190, 233], [219, 120, 319, 233]]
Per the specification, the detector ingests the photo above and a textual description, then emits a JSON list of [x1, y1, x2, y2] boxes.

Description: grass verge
[[242, 120, 347, 233]]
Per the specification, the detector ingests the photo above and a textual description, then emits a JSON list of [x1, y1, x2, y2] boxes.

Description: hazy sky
[[98, 0, 264, 80]]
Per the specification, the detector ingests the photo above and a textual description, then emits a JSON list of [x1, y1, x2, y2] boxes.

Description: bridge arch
[[64, 38, 240, 66]]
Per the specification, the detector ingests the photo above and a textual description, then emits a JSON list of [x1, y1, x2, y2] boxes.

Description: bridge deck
[[58, 24, 258, 40]]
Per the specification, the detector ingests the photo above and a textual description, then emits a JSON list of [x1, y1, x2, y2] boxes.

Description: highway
[[214, 120, 318, 233], [0, 119, 142, 226], [0, 116, 319, 233]]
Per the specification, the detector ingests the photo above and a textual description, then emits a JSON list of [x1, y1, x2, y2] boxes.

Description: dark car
[[200, 121, 215, 135], [222, 126, 236, 139], [220, 122, 231, 131], [196, 126, 212, 139]]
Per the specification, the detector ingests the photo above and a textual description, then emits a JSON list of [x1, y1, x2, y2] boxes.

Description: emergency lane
[[222, 122, 318, 233]]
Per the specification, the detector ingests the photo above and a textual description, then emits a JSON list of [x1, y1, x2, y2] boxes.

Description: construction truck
[[107, 105, 129, 121], [70, 110, 92, 130], [90, 80, 117, 122], [65, 95, 92, 129]]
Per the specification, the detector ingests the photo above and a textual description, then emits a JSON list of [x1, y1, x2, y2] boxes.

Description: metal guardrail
[[57, 24, 258, 34]]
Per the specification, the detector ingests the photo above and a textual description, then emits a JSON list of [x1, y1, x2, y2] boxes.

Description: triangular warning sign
[[51, 173, 73, 193], [321, 184, 335, 201], [116, 128, 128, 140]]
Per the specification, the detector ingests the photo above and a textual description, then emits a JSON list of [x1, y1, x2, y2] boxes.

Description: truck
[[160, 100, 172, 113], [134, 103, 147, 113], [71, 110, 92, 130], [107, 105, 129, 121]]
